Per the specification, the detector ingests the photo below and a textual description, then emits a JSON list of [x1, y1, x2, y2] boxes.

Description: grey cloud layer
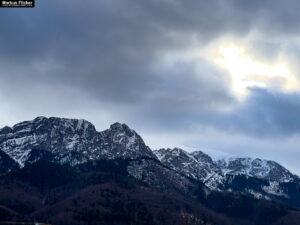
[[213, 89, 300, 136], [1, 0, 300, 138]]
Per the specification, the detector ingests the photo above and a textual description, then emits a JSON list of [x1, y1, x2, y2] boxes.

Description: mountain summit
[[154, 148, 298, 185], [154, 147, 300, 206], [0, 117, 156, 168], [1, 117, 300, 211]]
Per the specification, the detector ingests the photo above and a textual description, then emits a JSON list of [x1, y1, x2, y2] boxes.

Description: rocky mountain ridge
[[0, 117, 300, 209], [153, 147, 300, 204], [154, 148, 298, 184], [0, 117, 156, 168]]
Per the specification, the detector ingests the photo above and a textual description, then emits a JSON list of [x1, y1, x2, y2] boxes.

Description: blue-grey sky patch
[[1, 0, 300, 173]]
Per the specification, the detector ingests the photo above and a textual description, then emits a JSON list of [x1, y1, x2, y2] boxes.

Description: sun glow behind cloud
[[215, 45, 298, 96]]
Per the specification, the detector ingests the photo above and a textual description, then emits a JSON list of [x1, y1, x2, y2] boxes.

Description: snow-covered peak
[[0, 117, 99, 166], [217, 157, 297, 183], [191, 150, 214, 165], [100, 122, 155, 160], [0, 126, 13, 134], [110, 122, 132, 132], [154, 147, 299, 192], [0, 117, 156, 167], [7, 116, 96, 134], [155, 147, 190, 157], [153, 148, 217, 181], [153, 148, 204, 165], [108, 122, 137, 148]]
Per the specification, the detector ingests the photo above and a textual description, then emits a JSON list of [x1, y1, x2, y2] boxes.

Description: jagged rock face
[[216, 157, 297, 183], [154, 148, 300, 201], [191, 151, 214, 165], [154, 148, 298, 184], [153, 148, 216, 181], [153, 148, 225, 189], [98, 123, 155, 160], [127, 158, 196, 194], [1, 116, 300, 208], [0, 117, 100, 166], [0, 117, 156, 167]]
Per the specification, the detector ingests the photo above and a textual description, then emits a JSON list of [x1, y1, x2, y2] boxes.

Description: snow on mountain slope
[[216, 157, 297, 183], [0, 117, 156, 167], [1, 117, 300, 206], [153, 148, 216, 181], [0, 117, 99, 166], [98, 122, 155, 160], [153, 148, 300, 199], [154, 148, 298, 184], [153, 148, 225, 189], [127, 158, 196, 193]]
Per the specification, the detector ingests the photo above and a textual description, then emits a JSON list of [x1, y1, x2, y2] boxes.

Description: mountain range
[[0, 117, 299, 225]]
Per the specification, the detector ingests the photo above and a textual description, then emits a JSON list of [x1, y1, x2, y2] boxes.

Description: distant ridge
[[0, 116, 300, 209]]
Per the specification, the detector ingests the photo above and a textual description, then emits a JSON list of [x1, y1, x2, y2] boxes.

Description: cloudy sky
[[2, 0, 300, 173]]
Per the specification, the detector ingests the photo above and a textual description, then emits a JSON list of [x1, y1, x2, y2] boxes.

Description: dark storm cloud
[[0, 0, 244, 108], [137, 87, 300, 138], [212, 88, 300, 136], [1, 0, 300, 137], [231, 0, 300, 34]]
